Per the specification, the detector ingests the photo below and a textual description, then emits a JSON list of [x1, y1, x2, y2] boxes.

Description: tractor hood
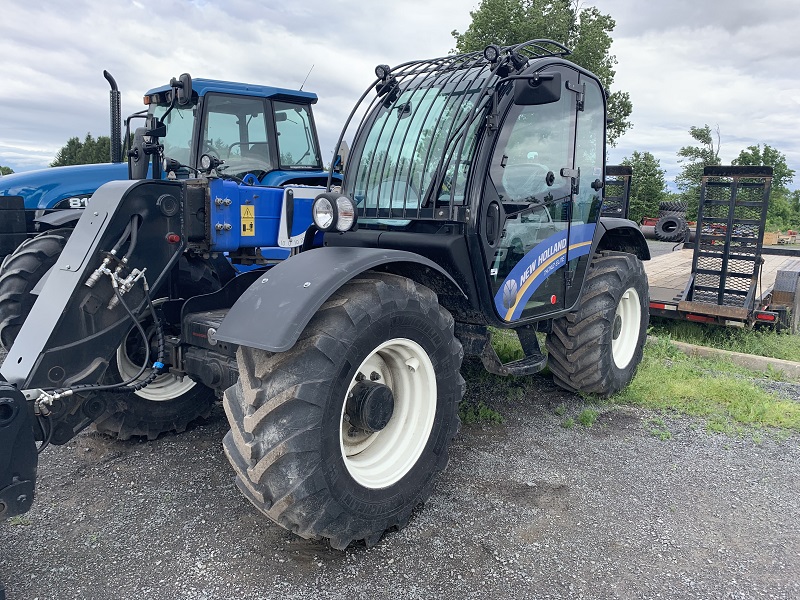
[[0, 163, 129, 210]]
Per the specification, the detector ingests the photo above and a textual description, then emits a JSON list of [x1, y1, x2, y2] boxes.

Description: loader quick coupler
[[0, 382, 38, 521]]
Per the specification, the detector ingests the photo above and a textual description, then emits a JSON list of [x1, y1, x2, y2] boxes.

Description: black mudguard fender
[[34, 208, 84, 229], [214, 247, 465, 353], [593, 217, 651, 261]]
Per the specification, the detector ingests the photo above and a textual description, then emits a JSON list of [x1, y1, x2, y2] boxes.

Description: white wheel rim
[[611, 287, 641, 369], [340, 338, 437, 489], [116, 323, 197, 402]]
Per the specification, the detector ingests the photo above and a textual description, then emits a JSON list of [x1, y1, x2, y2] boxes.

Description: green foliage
[[613, 341, 800, 431], [649, 319, 800, 363], [732, 144, 798, 231], [561, 417, 575, 429], [451, 0, 631, 145], [649, 418, 671, 440], [577, 408, 598, 427], [621, 150, 667, 222], [0, 165, 13, 176], [50, 133, 111, 167], [459, 400, 504, 425], [675, 124, 721, 219]]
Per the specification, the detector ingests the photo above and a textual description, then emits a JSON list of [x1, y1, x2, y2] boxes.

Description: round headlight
[[200, 154, 213, 171], [375, 64, 390, 80], [312, 194, 336, 231], [335, 196, 356, 232]]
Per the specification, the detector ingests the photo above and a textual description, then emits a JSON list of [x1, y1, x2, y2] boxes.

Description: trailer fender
[[594, 217, 651, 261], [214, 246, 465, 353]]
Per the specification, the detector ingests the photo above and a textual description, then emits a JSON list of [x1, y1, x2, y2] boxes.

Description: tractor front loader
[[1, 40, 650, 549]]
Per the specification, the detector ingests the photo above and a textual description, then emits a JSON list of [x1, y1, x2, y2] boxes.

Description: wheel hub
[[612, 314, 622, 340], [346, 381, 395, 433]]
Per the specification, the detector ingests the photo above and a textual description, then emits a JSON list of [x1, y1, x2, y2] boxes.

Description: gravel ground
[[1, 361, 798, 600]]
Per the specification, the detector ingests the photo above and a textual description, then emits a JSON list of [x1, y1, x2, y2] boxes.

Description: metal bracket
[[566, 80, 585, 111]]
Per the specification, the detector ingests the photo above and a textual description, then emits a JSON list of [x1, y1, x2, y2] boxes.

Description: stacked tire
[[655, 201, 688, 242]]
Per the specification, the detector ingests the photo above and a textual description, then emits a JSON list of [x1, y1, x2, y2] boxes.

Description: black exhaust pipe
[[104, 70, 122, 163]]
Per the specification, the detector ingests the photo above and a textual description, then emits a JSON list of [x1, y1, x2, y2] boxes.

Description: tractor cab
[[329, 40, 627, 327], [132, 77, 327, 187]]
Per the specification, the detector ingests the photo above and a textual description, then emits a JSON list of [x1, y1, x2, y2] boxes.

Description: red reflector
[[166, 233, 181, 244], [686, 314, 715, 323], [650, 302, 666, 310], [755, 313, 777, 321], [550, 295, 557, 305]]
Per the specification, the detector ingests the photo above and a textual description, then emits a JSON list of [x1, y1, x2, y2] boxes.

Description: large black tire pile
[[655, 201, 688, 242]]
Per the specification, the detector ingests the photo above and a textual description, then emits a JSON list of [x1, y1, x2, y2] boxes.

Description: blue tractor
[[0, 72, 338, 348]]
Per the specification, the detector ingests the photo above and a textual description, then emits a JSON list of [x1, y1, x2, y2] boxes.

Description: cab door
[[484, 65, 580, 322], [564, 74, 606, 308]]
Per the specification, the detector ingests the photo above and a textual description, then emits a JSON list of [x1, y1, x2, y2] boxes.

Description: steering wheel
[[502, 162, 550, 200], [227, 142, 243, 158], [202, 140, 219, 159]]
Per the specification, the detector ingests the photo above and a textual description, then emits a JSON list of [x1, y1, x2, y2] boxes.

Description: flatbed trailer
[[644, 166, 800, 331], [645, 248, 800, 326]]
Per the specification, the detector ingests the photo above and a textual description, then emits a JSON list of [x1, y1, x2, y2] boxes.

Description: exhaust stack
[[104, 70, 122, 163]]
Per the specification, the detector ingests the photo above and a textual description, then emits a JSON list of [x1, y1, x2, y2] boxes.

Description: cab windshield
[[152, 103, 196, 166], [347, 66, 487, 215]]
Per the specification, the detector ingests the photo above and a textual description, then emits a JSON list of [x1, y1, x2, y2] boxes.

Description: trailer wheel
[[223, 273, 463, 550], [546, 251, 649, 397], [0, 228, 73, 351]]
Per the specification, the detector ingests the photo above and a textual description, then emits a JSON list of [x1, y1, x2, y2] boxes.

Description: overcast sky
[[1, 0, 798, 191]]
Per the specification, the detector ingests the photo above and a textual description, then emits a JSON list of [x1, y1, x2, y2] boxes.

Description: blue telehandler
[[0, 41, 650, 550]]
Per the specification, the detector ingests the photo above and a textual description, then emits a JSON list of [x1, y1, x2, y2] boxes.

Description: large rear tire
[[223, 273, 464, 549], [0, 228, 73, 350], [546, 251, 649, 397]]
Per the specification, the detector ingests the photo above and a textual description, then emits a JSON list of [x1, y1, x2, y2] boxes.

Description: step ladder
[[681, 166, 772, 319]]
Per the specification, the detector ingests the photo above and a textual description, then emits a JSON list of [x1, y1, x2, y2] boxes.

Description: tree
[[733, 144, 798, 230], [675, 124, 721, 219], [50, 133, 111, 167], [451, 0, 632, 145], [0, 165, 13, 176], [621, 151, 667, 223]]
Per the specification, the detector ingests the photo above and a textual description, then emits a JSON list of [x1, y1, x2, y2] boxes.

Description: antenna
[[300, 64, 315, 91]]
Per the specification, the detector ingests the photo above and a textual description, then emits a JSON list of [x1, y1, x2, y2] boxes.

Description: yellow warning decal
[[241, 205, 255, 236]]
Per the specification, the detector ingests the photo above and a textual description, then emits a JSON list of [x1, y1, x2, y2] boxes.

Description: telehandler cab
[[0, 40, 649, 550]]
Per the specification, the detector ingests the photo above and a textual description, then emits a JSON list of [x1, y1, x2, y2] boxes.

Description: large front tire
[[546, 251, 649, 397], [223, 273, 464, 549]]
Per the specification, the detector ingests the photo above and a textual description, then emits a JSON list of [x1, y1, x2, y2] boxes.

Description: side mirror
[[128, 127, 150, 180], [176, 73, 192, 106], [513, 72, 561, 106]]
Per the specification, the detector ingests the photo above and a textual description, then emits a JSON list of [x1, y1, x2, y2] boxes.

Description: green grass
[[612, 337, 800, 432], [649, 319, 800, 362], [578, 408, 598, 427], [459, 401, 504, 425]]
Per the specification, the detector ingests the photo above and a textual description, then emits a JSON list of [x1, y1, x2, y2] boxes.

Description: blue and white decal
[[494, 223, 596, 321]]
